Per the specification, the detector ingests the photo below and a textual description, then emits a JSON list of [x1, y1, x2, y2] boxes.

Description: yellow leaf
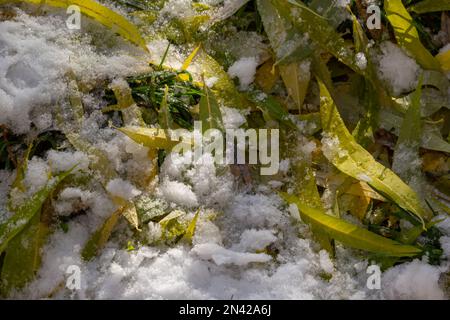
[[117, 126, 192, 151], [179, 44, 201, 81], [280, 192, 422, 257], [319, 80, 431, 225], [384, 0, 441, 71]]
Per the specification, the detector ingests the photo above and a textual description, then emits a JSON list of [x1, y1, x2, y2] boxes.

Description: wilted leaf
[[247, 91, 296, 129], [255, 59, 280, 93], [158, 85, 174, 129], [279, 62, 311, 111], [392, 77, 423, 184], [291, 160, 335, 255]]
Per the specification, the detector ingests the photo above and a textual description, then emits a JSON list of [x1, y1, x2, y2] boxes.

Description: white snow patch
[[376, 42, 420, 95], [159, 180, 199, 208], [382, 259, 445, 300], [227, 57, 259, 90], [192, 243, 272, 266], [106, 178, 141, 200]]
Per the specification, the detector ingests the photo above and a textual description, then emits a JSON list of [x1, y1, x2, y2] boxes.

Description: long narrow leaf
[[280, 192, 422, 257], [319, 81, 431, 224]]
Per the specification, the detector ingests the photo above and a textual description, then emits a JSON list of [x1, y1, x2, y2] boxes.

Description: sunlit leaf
[[280, 192, 422, 257], [117, 126, 192, 150], [319, 81, 431, 224]]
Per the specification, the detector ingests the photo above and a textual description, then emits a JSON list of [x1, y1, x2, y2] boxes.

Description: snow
[[233, 229, 277, 252], [382, 259, 446, 300], [376, 42, 420, 96], [47, 150, 90, 174], [106, 178, 141, 200], [192, 243, 272, 266], [356, 52, 367, 70], [227, 56, 259, 90], [0, 9, 148, 134], [24, 157, 51, 194], [159, 180, 199, 208]]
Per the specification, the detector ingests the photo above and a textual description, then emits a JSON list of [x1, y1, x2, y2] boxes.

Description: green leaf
[[0, 209, 49, 296], [158, 85, 174, 129], [384, 0, 441, 71], [246, 91, 297, 130], [392, 77, 423, 183], [280, 192, 422, 257], [0, 169, 72, 255], [409, 0, 450, 14], [199, 82, 223, 133], [318, 81, 431, 224]]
